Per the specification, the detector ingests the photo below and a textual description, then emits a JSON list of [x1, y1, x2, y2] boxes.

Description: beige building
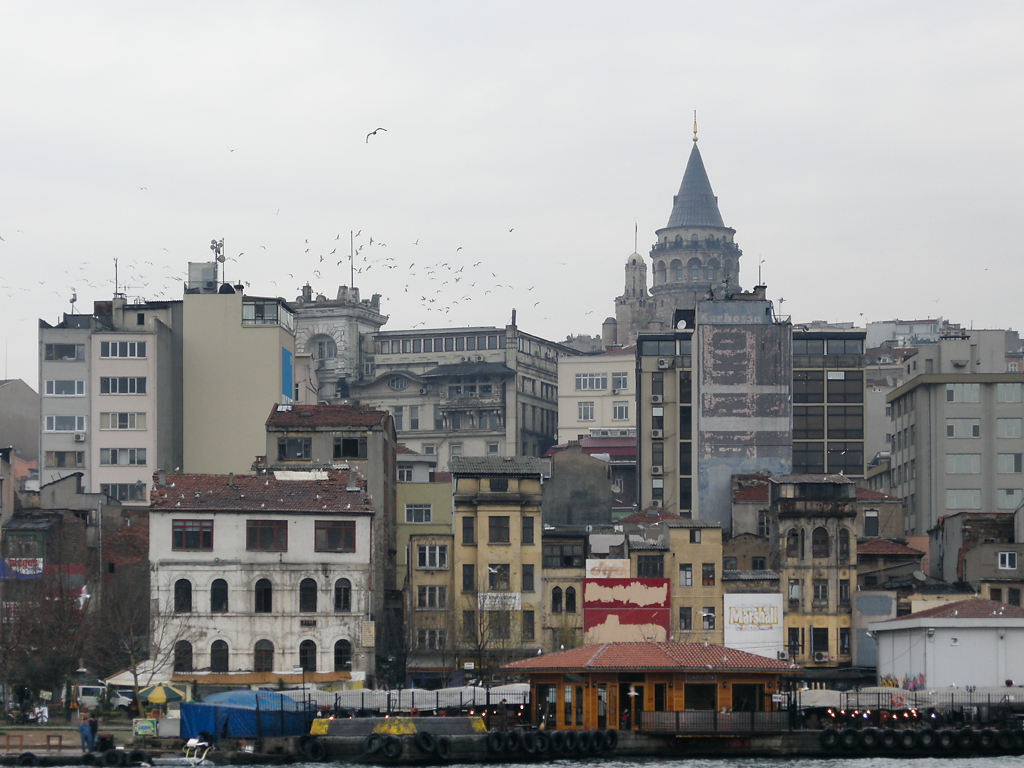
[[556, 347, 635, 443], [449, 456, 545, 682], [540, 531, 585, 652], [182, 287, 301, 475], [769, 475, 857, 669]]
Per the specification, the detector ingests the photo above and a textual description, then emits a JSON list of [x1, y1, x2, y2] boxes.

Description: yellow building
[[450, 456, 545, 682], [769, 475, 857, 668], [540, 531, 585, 652]]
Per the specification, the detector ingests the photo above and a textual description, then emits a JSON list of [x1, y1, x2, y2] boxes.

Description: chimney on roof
[[158, 470, 166, 486], [228, 472, 234, 486]]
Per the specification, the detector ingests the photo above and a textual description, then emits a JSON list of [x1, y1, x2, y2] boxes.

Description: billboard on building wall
[[582, 578, 671, 643], [585, 559, 631, 579], [0, 557, 44, 579], [723, 593, 784, 658]]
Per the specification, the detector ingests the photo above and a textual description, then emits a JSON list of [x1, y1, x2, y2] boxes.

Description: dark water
[[42, 760, 1024, 768]]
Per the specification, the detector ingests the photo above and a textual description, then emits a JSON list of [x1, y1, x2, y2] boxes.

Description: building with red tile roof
[[149, 468, 389, 689], [504, 641, 798, 731]]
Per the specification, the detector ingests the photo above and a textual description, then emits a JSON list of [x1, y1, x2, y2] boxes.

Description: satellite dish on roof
[[912, 570, 927, 582], [676, 318, 688, 329]]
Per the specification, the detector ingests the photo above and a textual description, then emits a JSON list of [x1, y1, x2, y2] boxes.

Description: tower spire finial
[[693, 110, 698, 143]]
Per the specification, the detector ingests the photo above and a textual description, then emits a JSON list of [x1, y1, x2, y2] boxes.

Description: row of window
[[792, 338, 864, 356], [377, 334, 505, 355], [943, 417, 1023, 439], [173, 638, 351, 674], [43, 341, 149, 362], [574, 372, 630, 391], [785, 527, 852, 561], [172, 577, 355, 614], [946, 488, 1024, 510], [678, 606, 716, 631], [946, 382, 1023, 403], [792, 370, 864, 404], [171, 519, 356, 553], [99, 376, 146, 394], [276, 436, 368, 461], [576, 401, 630, 421], [459, 515, 535, 546], [946, 453, 1023, 474], [461, 609, 534, 642], [460, 563, 536, 592]]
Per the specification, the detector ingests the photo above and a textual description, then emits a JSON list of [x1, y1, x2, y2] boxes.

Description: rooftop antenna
[[693, 110, 698, 143], [113, 258, 120, 296], [350, 230, 355, 289], [634, 221, 638, 253], [211, 238, 225, 284], [70, 289, 77, 315], [758, 257, 765, 286]]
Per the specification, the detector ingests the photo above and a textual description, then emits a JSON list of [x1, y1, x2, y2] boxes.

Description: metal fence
[[286, 685, 530, 715], [641, 709, 792, 734]]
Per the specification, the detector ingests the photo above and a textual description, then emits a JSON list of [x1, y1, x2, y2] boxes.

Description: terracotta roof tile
[[265, 403, 389, 429], [857, 538, 924, 557], [149, 471, 374, 514], [505, 642, 797, 673]]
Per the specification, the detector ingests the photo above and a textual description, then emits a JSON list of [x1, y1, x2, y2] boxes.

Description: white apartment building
[[556, 347, 636, 444], [149, 469, 382, 686]]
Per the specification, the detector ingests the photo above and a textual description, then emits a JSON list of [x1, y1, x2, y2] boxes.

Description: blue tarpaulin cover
[[179, 690, 306, 740]]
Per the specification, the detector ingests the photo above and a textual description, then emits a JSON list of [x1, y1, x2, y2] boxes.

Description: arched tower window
[[812, 527, 831, 558], [839, 528, 851, 563], [173, 641, 193, 672], [210, 640, 229, 673], [210, 579, 228, 613], [255, 578, 272, 613], [299, 640, 317, 672], [670, 259, 683, 282], [334, 640, 352, 671], [334, 579, 352, 612], [565, 587, 577, 614], [785, 529, 800, 558], [310, 334, 337, 361], [254, 640, 274, 672], [174, 579, 192, 613], [551, 587, 563, 614], [654, 261, 667, 286], [688, 258, 701, 281], [299, 578, 318, 612]]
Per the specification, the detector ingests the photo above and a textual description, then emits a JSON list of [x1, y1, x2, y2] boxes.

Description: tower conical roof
[[666, 142, 725, 229]]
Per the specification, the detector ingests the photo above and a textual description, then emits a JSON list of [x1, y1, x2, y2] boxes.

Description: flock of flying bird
[[3, 126, 588, 337]]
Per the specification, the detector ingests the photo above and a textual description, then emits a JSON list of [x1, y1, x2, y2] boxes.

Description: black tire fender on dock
[[880, 729, 898, 750], [859, 728, 880, 751], [306, 738, 327, 762], [899, 729, 918, 750], [436, 736, 452, 761], [82, 753, 99, 766], [486, 730, 506, 753], [587, 730, 603, 753], [128, 749, 147, 765], [562, 730, 578, 752], [997, 729, 1016, 753], [102, 750, 121, 767], [917, 728, 936, 750], [297, 735, 312, 756], [362, 732, 383, 756], [17, 753, 38, 767], [603, 729, 619, 750], [548, 729, 566, 753], [839, 727, 859, 751], [978, 728, 998, 752], [521, 731, 538, 754], [414, 730, 437, 754], [820, 729, 840, 750], [381, 735, 403, 759], [936, 729, 956, 750], [505, 729, 522, 753], [955, 729, 975, 752], [535, 731, 551, 754]]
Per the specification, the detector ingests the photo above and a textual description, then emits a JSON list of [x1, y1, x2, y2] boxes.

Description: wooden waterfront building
[[505, 641, 798, 731]]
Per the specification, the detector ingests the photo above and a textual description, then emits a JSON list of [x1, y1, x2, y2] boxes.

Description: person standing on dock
[[79, 717, 93, 752]]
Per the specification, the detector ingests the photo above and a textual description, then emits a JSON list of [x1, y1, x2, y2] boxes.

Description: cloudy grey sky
[[3, 1, 1022, 386]]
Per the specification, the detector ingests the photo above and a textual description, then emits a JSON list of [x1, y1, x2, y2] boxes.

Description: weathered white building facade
[[149, 469, 382, 687]]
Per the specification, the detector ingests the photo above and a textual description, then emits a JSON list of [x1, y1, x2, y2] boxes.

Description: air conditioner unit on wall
[[650, 499, 663, 508], [813, 651, 829, 663], [74, 433, 86, 442], [657, 358, 672, 369], [651, 465, 663, 476], [651, 429, 663, 439], [776, 650, 789, 661], [651, 395, 663, 404]]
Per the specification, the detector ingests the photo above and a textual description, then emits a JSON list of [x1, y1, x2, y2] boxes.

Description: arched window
[[210, 640, 229, 673], [839, 528, 851, 563], [173, 641, 193, 672], [174, 579, 192, 613], [670, 259, 683, 282], [299, 640, 317, 672], [785, 529, 800, 558], [210, 579, 228, 613], [299, 578, 318, 613], [310, 335, 337, 361], [334, 640, 352, 672], [335, 379, 349, 399], [654, 261, 667, 286], [707, 259, 720, 283], [255, 578, 272, 613], [254, 640, 274, 673], [674, 235, 683, 246], [688, 259, 701, 281], [565, 586, 577, 614], [812, 527, 831, 558], [334, 579, 352, 612], [551, 587, 563, 614]]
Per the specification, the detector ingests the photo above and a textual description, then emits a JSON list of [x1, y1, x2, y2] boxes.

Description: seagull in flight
[[365, 127, 388, 143]]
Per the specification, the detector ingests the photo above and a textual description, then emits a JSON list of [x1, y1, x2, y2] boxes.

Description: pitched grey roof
[[449, 456, 548, 477], [666, 143, 726, 229]]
